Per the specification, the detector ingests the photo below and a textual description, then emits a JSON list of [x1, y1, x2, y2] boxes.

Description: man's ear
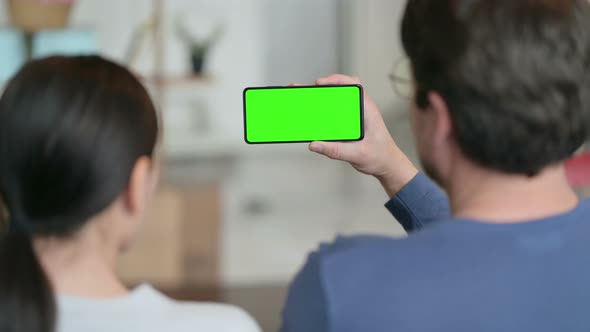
[[427, 91, 454, 146], [124, 156, 154, 216]]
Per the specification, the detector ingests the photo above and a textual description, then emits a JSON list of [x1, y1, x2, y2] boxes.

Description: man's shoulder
[[317, 220, 456, 258], [317, 197, 590, 264], [313, 220, 459, 278], [314, 198, 590, 285]]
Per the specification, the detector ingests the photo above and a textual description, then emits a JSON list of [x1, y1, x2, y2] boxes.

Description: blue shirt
[[281, 173, 590, 332]]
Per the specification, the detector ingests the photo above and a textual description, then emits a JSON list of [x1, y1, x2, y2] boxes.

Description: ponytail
[[0, 231, 56, 332]]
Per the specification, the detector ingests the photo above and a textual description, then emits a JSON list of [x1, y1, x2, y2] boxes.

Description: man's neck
[[446, 162, 579, 223]]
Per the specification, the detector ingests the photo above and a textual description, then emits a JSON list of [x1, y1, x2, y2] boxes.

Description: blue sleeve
[[280, 251, 329, 332], [385, 173, 451, 232]]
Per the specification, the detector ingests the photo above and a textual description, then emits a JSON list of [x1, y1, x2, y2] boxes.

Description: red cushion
[[565, 152, 590, 188]]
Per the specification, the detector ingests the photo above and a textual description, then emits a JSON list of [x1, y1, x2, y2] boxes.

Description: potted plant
[[176, 20, 224, 75], [7, 0, 75, 33]]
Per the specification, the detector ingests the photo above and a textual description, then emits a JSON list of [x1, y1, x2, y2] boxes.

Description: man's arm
[[280, 251, 329, 332], [307, 74, 450, 230], [308, 75, 420, 199], [279, 177, 450, 331], [384, 173, 450, 232]]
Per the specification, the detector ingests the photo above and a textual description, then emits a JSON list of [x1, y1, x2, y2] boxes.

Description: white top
[[57, 284, 261, 332]]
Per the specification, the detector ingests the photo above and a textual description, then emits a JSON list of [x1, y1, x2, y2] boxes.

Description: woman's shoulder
[[128, 285, 262, 332], [58, 284, 261, 332], [168, 299, 261, 332]]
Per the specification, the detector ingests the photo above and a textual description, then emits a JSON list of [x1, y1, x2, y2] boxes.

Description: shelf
[[161, 135, 238, 185], [140, 74, 213, 87], [163, 135, 238, 160], [162, 134, 312, 161]]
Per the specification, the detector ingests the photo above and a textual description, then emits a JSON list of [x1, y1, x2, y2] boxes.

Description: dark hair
[[401, 0, 590, 175], [0, 56, 158, 332]]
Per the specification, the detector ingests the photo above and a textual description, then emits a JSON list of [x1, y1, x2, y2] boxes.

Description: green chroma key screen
[[243, 85, 364, 144]]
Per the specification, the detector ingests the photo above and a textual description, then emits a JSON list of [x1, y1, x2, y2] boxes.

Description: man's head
[[400, 0, 590, 184]]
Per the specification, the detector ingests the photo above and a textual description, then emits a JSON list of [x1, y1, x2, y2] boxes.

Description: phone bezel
[[242, 84, 365, 144]]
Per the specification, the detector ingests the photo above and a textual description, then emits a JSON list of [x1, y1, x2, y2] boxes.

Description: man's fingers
[[309, 141, 356, 162], [316, 74, 362, 86]]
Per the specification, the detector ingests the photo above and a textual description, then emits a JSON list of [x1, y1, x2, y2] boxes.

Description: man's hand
[[309, 74, 418, 197]]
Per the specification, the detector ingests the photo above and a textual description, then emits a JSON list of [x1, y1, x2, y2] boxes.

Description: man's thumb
[[309, 141, 352, 162]]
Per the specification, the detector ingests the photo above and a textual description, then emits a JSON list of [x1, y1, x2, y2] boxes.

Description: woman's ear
[[124, 156, 155, 217]]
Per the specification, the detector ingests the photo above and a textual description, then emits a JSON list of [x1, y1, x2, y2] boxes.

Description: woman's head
[[0, 55, 159, 332], [0, 55, 159, 239]]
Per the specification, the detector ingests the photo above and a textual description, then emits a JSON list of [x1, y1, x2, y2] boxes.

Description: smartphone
[[243, 85, 364, 144]]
